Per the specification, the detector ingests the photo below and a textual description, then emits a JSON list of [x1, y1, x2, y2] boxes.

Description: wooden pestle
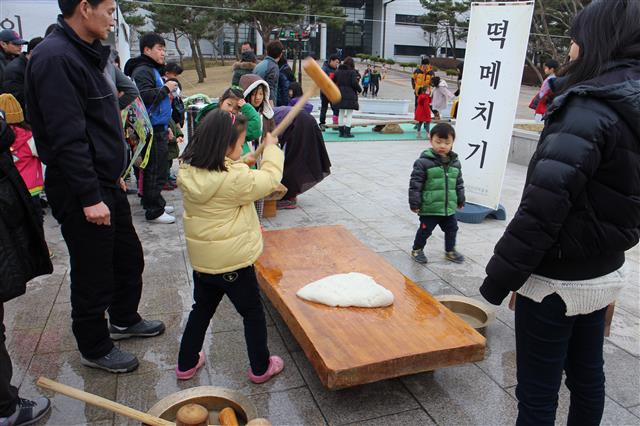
[[36, 377, 174, 426], [253, 56, 341, 158], [218, 407, 239, 426], [176, 403, 209, 426]]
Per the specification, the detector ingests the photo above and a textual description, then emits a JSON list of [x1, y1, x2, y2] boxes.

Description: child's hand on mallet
[[263, 132, 278, 146], [458, 203, 465, 209], [242, 152, 257, 167]]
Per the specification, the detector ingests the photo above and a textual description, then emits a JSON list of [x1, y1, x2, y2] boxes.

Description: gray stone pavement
[[5, 140, 639, 425]]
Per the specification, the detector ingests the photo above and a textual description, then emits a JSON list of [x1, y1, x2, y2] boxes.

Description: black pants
[[319, 94, 338, 125], [413, 214, 458, 252], [363, 85, 369, 95], [30, 195, 43, 225], [51, 185, 144, 359], [371, 82, 379, 96], [178, 267, 269, 375], [0, 304, 18, 417], [515, 293, 607, 426], [142, 126, 168, 220]]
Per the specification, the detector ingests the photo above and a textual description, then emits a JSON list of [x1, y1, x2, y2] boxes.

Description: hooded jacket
[[409, 148, 464, 216], [9, 125, 43, 195], [239, 74, 275, 139], [232, 51, 256, 86], [0, 119, 52, 302], [26, 16, 127, 208], [480, 60, 640, 305], [177, 144, 284, 274], [124, 54, 172, 127]]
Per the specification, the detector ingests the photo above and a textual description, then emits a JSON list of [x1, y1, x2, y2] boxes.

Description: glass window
[[395, 14, 422, 26]]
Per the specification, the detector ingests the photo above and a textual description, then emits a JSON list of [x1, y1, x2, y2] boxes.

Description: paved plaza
[[4, 138, 639, 425]]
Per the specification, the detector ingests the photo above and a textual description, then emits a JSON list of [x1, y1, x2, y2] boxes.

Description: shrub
[[356, 53, 370, 61], [407, 62, 418, 69], [384, 58, 396, 65], [445, 68, 458, 76]]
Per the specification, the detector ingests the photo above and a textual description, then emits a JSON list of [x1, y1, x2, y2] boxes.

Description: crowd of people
[[0, 0, 639, 426]]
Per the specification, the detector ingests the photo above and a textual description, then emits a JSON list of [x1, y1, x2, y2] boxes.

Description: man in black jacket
[[2, 37, 43, 112], [25, 0, 165, 374], [0, 30, 26, 85], [124, 33, 177, 223], [0, 113, 52, 426]]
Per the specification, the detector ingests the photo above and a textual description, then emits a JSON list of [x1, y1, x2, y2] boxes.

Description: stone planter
[[509, 128, 540, 166]]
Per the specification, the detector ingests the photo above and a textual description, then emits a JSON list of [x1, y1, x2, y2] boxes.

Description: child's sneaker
[[411, 249, 428, 264], [176, 351, 205, 380], [248, 355, 284, 384], [445, 250, 465, 263]]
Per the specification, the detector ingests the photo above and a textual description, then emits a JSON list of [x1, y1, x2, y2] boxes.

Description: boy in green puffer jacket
[[408, 123, 465, 264]]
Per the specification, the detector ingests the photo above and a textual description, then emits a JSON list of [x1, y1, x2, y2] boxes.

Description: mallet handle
[[37, 377, 175, 426], [254, 87, 319, 158]]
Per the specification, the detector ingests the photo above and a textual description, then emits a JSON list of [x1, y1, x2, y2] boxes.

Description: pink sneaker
[[176, 351, 205, 380], [248, 356, 284, 384]]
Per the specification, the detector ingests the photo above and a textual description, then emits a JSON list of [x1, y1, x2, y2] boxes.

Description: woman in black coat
[[333, 56, 361, 138], [480, 1, 640, 425], [0, 112, 52, 424]]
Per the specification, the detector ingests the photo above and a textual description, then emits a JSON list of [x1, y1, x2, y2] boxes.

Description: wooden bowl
[[435, 295, 495, 334], [146, 386, 258, 425]]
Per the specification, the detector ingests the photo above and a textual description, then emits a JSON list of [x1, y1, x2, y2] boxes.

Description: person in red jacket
[[414, 86, 432, 138]]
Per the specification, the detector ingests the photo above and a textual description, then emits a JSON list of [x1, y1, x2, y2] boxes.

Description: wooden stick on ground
[[37, 377, 175, 426]]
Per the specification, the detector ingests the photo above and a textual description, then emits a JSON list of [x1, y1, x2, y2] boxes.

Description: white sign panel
[[456, 1, 534, 209]]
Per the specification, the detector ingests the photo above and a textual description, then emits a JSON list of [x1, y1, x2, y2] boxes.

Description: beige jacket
[[177, 145, 284, 275]]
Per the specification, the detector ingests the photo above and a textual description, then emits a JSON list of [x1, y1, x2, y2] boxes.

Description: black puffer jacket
[[334, 65, 361, 110], [480, 60, 640, 305], [0, 119, 52, 302]]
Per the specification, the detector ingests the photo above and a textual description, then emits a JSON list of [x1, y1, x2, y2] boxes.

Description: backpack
[[413, 66, 433, 95]]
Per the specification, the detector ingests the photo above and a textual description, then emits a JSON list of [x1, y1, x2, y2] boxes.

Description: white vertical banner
[[456, 1, 534, 209]]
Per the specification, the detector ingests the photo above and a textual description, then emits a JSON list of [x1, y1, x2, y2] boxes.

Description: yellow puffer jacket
[[177, 145, 284, 275]]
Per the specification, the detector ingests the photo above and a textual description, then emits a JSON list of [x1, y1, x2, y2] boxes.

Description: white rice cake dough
[[296, 272, 394, 308]]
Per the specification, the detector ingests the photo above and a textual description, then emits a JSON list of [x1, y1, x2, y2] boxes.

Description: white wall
[[0, 0, 130, 63], [379, 0, 467, 62], [371, 0, 383, 57]]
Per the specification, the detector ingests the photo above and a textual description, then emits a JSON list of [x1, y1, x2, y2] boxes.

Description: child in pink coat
[[0, 94, 44, 223]]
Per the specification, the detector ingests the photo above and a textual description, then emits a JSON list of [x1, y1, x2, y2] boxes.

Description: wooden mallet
[[254, 57, 341, 156]]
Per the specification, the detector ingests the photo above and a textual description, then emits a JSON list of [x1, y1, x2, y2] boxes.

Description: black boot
[[338, 126, 346, 137], [344, 126, 355, 138]]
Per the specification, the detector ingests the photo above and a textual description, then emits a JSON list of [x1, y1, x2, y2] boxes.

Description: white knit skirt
[[517, 268, 626, 316]]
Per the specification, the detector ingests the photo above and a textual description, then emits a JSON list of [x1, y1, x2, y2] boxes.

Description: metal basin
[[436, 295, 495, 334], [146, 386, 257, 425]]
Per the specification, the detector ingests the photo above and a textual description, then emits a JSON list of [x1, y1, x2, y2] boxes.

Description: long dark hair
[[343, 56, 355, 70], [180, 109, 247, 172], [561, 0, 640, 89], [220, 87, 244, 103], [289, 81, 303, 99]]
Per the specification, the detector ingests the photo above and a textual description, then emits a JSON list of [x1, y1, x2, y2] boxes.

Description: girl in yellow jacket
[[176, 109, 285, 383]]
